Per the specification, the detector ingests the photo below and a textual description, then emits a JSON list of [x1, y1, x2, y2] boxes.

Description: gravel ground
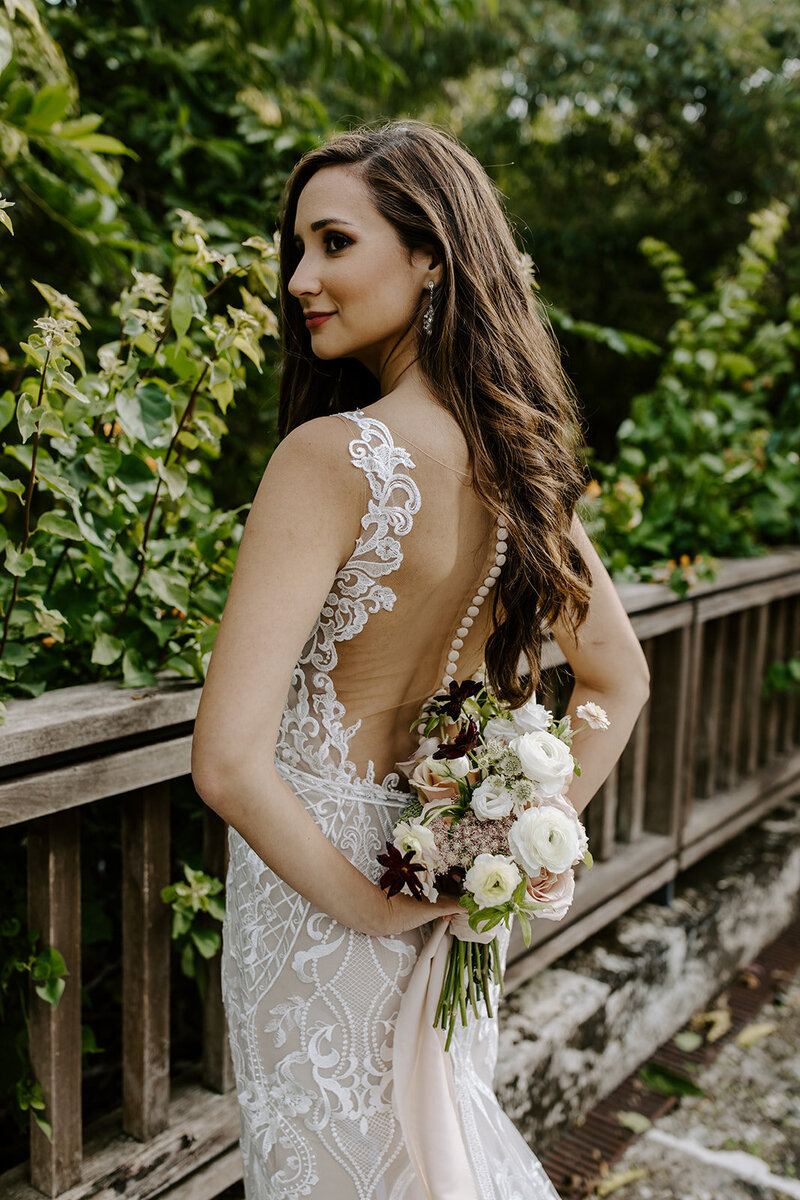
[[588, 963, 800, 1200]]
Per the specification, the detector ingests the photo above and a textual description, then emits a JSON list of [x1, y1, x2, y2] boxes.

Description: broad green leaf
[[16, 393, 47, 442], [190, 927, 221, 958], [157, 460, 188, 501], [0, 390, 15, 432], [85, 444, 122, 478], [170, 266, 194, 339], [121, 648, 157, 687], [172, 909, 192, 938], [180, 941, 196, 978], [25, 84, 72, 132], [145, 567, 189, 611], [35, 464, 80, 503], [116, 382, 172, 446], [5, 544, 36, 577], [91, 632, 124, 665], [35, 511, 82, 540], [35, 976, 66, 1006], [69, 132, 132, 155], [0, 470, 24, 498]]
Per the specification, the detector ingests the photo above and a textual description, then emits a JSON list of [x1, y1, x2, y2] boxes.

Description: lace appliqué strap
[[277, 411, 421, 786]]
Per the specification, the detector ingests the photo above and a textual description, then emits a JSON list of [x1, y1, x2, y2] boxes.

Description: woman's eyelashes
[[323, 231, 352, 254]]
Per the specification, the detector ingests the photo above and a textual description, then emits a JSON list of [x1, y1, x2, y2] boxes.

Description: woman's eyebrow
[[294, 218, 356, 242]]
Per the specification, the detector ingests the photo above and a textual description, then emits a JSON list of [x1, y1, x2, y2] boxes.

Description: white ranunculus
[[510, 729, 574, 797], [508, 805, 581, 875], [464, 853, 521, 908], [509, 698, 552, 735], [470, 776, 515, 821], [482, 716, 517, 745], [393, 820, 439, 869]]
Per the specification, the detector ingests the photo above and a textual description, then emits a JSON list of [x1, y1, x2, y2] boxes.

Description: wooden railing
[[1, 547, 799, 1198]]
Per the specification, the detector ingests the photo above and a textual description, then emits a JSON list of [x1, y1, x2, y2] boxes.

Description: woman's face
[[288, 164, 439, 378]]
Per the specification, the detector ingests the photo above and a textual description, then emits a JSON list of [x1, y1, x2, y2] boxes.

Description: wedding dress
[[220, 408, 561, 1200]]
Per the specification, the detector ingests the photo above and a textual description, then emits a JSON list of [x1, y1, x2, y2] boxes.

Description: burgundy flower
[[377, 843, 427, 900], [432, 717, 479, 760], [434, 678, 482, 720]]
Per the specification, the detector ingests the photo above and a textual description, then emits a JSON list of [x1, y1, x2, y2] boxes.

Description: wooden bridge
[[2, 548, 799, 1198]]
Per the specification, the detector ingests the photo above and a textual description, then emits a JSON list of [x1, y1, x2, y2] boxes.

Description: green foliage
[[161, 864, 225, 1000], [580, 201, 800, 589], [762, 656, 800, 698], [0, 204, 282, 721], [0, 916, 69, 1140]]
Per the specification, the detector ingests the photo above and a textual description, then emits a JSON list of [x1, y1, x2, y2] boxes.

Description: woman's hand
[[379, 889, 462, 936]]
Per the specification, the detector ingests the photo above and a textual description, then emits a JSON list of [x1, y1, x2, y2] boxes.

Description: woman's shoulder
[[362, 393, 471, 476]]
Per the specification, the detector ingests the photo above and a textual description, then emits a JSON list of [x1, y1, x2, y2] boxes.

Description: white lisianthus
[[464, 853, 521, 908], [392, 820, 439, 869], [508, 805, 581, 875], [510, 729, 574, 797], [470, 777, 515, 821], [509, 697, 552, 735], [482, 716, 517, 745], [576, 701, 611, 730]]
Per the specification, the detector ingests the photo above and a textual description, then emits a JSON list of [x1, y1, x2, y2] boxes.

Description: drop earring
[[422, 279, 435, 336]]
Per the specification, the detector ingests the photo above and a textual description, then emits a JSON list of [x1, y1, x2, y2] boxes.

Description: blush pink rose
[[526, 866, 575, 921]]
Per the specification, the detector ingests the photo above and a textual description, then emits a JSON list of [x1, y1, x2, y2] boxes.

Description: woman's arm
[[546, 514, 651, 818], [191, 416, 460, 936]]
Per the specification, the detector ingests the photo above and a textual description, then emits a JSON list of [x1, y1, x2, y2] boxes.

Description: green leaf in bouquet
[[517, 908, 532, 947]]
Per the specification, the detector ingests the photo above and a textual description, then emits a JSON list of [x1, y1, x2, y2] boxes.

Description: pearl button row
[[441, 515, 508, 689]]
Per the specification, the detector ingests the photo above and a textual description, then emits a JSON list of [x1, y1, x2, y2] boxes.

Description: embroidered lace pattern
[[220, 410, 561, 1200]]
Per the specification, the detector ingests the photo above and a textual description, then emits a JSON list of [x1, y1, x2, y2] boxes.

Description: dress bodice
[[275, 407, 506, 790]]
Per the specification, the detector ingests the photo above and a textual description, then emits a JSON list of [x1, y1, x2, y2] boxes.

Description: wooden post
[[27, 809, 82, 1195], [121, 782, 171, 1139], [202, 806, 234, 1092], [694, 616, 726, 799]]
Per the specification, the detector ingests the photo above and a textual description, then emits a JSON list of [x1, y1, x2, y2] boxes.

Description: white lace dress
[[220, 410, 561, 1200]]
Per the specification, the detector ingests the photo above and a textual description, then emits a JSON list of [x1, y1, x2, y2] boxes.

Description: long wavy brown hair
[[276, 119, 592, 707]]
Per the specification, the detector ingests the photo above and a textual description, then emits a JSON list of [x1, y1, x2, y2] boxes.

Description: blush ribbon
[[391, 918, 481, 1200]]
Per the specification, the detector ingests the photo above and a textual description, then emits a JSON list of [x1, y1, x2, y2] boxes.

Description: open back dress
[[220, 407, 561, 1200]]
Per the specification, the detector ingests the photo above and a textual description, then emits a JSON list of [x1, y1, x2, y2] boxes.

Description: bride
[[191, 119, 650, 1200]]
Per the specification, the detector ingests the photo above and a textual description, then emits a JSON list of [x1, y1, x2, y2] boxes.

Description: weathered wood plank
[[616, 639, 654, 844], [745, 604, 769, 775], [694, 616, 727, 800], [27, 809, 82, 1196], [644, 624, 692, 838], [762, 598, 787, 764], [779, 596, 799, 752], [121, 784, 171, 1140], [0, 736, 192, 829], [158, 1148, 242, 1200], [719, 607, 750, 792], [0, 1081, 241, 1200], [679, 750, 800, 869], [0, 673, 200, 768], [695, 568, 800, 622], [202, 807, 234, 1094]]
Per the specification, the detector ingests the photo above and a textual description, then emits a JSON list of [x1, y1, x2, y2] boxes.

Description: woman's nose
[[287, 258, 321, 298]]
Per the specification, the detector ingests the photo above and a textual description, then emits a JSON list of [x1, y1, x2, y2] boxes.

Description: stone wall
[[496, 795, 800, 1152]]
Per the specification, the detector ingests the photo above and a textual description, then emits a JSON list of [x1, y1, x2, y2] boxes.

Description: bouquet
[[377, 670, 609, 1049]]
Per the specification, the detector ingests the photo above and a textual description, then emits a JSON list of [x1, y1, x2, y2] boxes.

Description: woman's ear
[[413, 243, 444, 289]]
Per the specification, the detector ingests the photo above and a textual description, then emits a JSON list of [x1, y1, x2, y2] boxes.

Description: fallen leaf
[[639, 1063, 705, 1097], [690, 1007, 732, 1042], [735, 1021, 777, 1048], [617, 1110, 652, 1133], [595, 1167, 649, 1196], [673, 1030, 704, 1052]]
